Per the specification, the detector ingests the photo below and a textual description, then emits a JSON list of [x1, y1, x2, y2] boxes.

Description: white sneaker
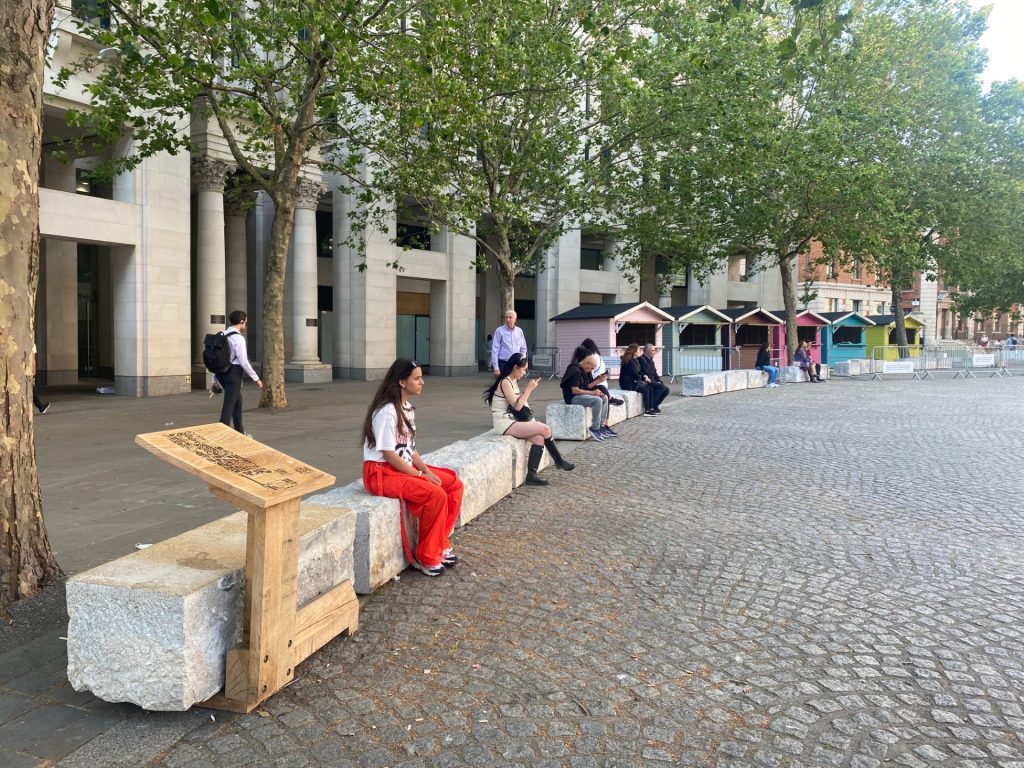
[[768, 383, 779, 388]]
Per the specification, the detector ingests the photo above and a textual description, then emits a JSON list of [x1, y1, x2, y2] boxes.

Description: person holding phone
[[483, 353, 574, 485], [581, 338, 624, 406]]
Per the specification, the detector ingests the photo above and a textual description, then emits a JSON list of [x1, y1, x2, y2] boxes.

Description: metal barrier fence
[[530, 347, 561, 380], [866, 345, 1011, 380], [662, 346, 739, 382], [996, 346, 1023, 376]]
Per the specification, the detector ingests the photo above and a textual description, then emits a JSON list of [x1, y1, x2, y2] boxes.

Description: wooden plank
[[293, 584, 360, 664], [245, 498, 301, 700], [136, 423, 334, 508]]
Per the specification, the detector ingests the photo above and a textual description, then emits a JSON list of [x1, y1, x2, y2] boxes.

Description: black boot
[[526, 444, 549, 485], [544, 438, 575, 471]]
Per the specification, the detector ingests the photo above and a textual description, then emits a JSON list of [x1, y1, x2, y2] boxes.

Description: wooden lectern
[[136, 423, 359, 713]]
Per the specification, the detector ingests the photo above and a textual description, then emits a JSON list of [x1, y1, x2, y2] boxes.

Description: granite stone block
[[681, 372, 726, 397], [545, 404, 590, 440], [66, 504, 355, 711], [724, 370, 749, 392]]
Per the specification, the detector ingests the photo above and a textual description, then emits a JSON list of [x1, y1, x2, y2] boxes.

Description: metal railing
[[529, 347, 561, 380], [662, 346, 739, 382], [865, 344, 1012, 380]]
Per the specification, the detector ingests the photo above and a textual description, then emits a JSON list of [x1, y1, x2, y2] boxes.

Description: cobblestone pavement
[[44, 377, 1024, 766]]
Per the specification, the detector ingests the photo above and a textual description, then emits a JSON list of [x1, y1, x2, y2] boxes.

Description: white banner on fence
[[882, 359, 915, 374], [972, 353, 995, 368]]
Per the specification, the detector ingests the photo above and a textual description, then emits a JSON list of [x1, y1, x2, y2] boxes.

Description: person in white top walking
[[491, 310, 528, 376], [219, 310, 262, 433]]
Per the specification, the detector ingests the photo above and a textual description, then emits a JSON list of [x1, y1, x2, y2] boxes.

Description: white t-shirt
[[591, 354, 607, 377], [363, 402, 416, 463]]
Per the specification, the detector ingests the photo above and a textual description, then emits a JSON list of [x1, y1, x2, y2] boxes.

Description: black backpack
[[202, 330, 237, 374]]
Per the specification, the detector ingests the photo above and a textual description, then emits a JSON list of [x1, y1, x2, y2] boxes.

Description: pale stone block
[[316, 481, 404, 595], [609, 388, 644, 418], [67, 505, 355, 711], [747, 369, 768, 388], [724, 370, 749, 392], [546, 403, 590, 440], [423, 439, 515, 526], [832, 361, 852, 376], [681, 372, 726, 397], [781, 366, 809, 383]]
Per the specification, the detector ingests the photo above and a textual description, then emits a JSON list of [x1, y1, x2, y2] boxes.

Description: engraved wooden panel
[[135, 423, 334, 508]]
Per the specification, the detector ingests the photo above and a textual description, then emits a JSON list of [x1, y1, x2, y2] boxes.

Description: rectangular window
[[73, 0, 110, 27], [833, 327, 862, 344], [615, 323, 657, 347], [679, 325, 716, 345], [580, 248, 603, 271], [396, 223, 431, 251]]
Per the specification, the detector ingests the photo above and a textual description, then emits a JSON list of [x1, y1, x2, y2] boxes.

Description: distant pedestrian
[[581, 338, 624, 405], [561, 347, 614, 442], [218, 311, 262, 434], [637, 344, 670, 410], [491, 310, 528, 376], [362, 358, 464, 576], [619, 343, 659, 415], [755, 342, 780, 388], [979, 334, 990, 349], [795, 340, 823, 382], [32, 343, 50, 414], [483, 353, 574, 485]]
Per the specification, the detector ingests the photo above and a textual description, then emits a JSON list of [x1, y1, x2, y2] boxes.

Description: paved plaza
[[3, 374, 1024, 767]]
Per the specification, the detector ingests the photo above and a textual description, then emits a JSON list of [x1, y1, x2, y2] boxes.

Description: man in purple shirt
[[491, 310, 528, 376], [219, 310, 263, 433]]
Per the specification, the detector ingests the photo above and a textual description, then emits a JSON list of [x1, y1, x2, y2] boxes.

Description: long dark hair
[[582, 338, 600, 356], [483, 353, 528, 404], [620, 343, 639, 365], [572, 345, 593, 363], [362, 358, 419, 448]]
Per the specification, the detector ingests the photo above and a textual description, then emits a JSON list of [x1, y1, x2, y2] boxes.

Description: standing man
[[637, 344, 670, 413], [491, 309, 528, 376], [219, 310, 263, 434]]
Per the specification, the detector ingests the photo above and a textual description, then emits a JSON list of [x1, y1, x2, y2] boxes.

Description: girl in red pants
[[361, 358, 464, 577]]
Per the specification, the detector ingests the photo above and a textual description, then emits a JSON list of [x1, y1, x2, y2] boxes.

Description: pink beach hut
[[768, 309, 831, 364], [551, 302, 675, 378]]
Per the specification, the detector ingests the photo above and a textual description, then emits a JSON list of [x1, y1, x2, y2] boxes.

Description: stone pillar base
[[39, 369, 78, 387], [285, 362, 333, 384], [114, 375, 192, 397], [333, 366, 392, 381]]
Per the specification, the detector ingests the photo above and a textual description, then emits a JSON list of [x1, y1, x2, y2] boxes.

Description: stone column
[[40, 152, 79, 385], [192, 157, 233, 371], [285, 178, 332, 383], [224, 188, 252, 318]]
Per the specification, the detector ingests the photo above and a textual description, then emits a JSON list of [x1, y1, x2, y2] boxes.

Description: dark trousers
[[634, 382, 654, 410], [219, 365, 245, 433], [33, 383, 45, 412], [648, 381, 669, 408]]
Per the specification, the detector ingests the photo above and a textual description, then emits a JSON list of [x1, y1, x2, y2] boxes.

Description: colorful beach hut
[[864, 315, 926, 360], [819, 311, 875, 364], [768, 309, 830, 364], [718, 307, 784, 369], [662, 305, 732, 376], [551, 302, 674, 377]]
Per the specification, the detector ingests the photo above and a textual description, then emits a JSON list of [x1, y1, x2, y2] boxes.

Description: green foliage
[[360, 0, 657, 307]]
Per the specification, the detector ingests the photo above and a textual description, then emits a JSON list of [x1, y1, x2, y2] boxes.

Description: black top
[[560, 364, 586, 404], [637, 354, 662, 384], [619, 358, 642, 390], [755, 349, 771, 368]]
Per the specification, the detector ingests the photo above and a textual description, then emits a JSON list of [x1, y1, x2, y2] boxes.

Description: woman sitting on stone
[[362, 358, 464, 577], [483, 353, 574, 486], [580, 338, 624, 406], [619, 343, 658, 416], [755, 342, 780, 388]]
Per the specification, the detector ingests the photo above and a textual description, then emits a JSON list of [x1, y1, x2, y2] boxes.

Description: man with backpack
[[206, 310, 262, 434]]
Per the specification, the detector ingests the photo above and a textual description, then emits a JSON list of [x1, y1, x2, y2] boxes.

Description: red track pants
[[362, 461, 464, 568]]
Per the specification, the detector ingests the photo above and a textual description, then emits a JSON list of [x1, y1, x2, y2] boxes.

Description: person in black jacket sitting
[[580, 338, 624, 406], [755, 342, 780, 387], [560, 347, 616, 441], [636, 344, 670, 413], [619, 343, 658, 416]]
